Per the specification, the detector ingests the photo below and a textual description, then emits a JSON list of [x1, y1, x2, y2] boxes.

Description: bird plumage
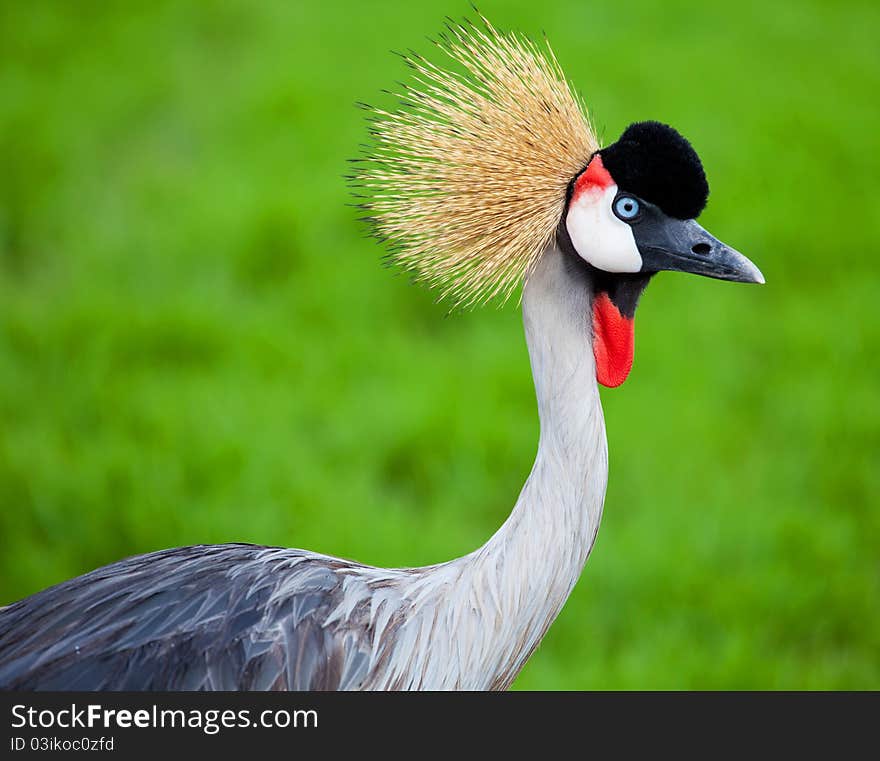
[[0, 14, 762, 691], [353, 15, 597, 307], [0, 544, 377, 690]]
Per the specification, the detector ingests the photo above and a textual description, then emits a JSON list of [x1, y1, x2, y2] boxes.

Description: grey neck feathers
[[443, 241, 609, 688]]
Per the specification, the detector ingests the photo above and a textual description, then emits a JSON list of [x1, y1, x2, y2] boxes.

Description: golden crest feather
[[352, 16, 599, 307]]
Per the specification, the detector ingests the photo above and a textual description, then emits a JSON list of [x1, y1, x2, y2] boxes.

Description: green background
[[1, 0, 877, 689]]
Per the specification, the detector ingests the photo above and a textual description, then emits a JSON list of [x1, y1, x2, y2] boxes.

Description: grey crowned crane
[[0, 18, 762, 691]]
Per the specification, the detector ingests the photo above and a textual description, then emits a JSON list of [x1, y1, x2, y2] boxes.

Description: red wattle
[[592, 292, 635, 388]]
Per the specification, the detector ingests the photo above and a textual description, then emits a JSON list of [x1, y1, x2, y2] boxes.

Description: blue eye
[[613, 195, 640, 221]]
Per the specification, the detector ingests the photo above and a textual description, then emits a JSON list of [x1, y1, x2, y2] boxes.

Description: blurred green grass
[[1, 0, 878, 689]]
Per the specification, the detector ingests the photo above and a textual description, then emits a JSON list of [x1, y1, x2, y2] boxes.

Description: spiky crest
[[351, 16, 598, 307]]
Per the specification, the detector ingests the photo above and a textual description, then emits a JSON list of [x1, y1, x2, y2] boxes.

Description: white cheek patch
[[565, 184, 643, 273]]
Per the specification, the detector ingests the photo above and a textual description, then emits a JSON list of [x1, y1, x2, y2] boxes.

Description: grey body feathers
[[0, 544, 375, 690]]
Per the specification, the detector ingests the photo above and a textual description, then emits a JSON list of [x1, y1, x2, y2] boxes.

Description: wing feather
[[0, 544, 375, 691]]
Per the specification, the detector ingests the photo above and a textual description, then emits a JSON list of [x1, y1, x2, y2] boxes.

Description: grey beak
[[632, 200, 764, 284]]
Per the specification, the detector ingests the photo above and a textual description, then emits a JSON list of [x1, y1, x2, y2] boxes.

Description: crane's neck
[[469, 240, 608, 688], [490, 238, 608, 568], [397, 241, 608, 690], [363, 241, 608, 691]]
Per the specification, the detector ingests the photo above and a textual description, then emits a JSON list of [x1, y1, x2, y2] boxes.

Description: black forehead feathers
[[599, 121, 709, 220]]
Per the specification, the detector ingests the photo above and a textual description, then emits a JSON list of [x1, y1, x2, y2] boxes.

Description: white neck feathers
[[364, 243, 608, 690]]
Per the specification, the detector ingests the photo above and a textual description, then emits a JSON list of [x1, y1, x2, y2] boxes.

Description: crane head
[[563, 121, 764, 388], [354, 17, 763, 389]]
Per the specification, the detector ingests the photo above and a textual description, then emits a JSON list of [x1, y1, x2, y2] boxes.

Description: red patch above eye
[[573, 154, 614, 201]]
